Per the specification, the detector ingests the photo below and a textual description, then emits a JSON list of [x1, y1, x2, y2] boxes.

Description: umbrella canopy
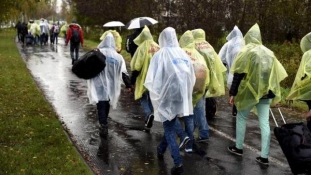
[[103, 21, 125, 27], [125, 17, 158, 30]]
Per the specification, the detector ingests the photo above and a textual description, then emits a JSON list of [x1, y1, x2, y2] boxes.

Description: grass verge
[[0, 30, 93, 175]]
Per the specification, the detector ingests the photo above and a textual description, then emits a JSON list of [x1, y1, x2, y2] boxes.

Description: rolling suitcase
[[272, 107, 311, 175]]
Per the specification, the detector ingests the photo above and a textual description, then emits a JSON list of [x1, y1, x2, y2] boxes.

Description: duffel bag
[[72, 49, 106, 79]]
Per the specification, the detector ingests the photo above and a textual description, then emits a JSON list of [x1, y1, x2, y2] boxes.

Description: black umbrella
[[125, 17, 158, 30]]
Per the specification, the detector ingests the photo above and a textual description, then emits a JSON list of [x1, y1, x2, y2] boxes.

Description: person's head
[[29, 19, 34, 23], [134, 26, 153, 45], [158, 27, 179, 48], [72, 20, 77, 24], [300, 32, 311, 53], [179, 30, 195, 49], [98, 32, 116, 50], [244, 23, 262, 45], [226, 25, 243, 41], [192, 29, 206, 42]]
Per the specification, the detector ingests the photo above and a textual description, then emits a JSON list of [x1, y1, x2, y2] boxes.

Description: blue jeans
[[97, 101, 110, 125], [70, 42, 80, 60], [140, 91, 153, 121], [193, 97, 209, 139], [175, 116, 194, 149], [158, 117, 186, 166], [53, 33, 59, 44]]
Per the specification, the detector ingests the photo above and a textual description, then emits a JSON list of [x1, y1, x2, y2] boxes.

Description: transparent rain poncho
[[100, 30, 122, 53], [130, 26, 160, 100], [192, 29, 227, 97], [287, 32, 311, 101], [230, 24, 288, 111], [218, 26, 245, 88], [179, 30, 210, 105], [39, 20, 50, 35], [87, 33, 128, 109], [29, 22, 40, 36], [144, 27, 195, 122]]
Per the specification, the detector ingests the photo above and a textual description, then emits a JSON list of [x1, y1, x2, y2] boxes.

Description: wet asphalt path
[[16, 38, 300, 175]]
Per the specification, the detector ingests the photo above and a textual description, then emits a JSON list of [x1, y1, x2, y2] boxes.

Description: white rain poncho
[[231, 24, 288, 111], [130, 26, 160, 100], [218, 26, 245, 88], [87, 33, 128, 109], [192, 29, 227, 97], [39, 20, 50, 35], [100, 30, 122, 53], [179, 30, 210, 106], [287, 32, 311, 101], [144, 27, 195, 122]]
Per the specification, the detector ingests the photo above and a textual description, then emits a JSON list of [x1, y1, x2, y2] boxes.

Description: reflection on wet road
[[17, 38, 298, 175]]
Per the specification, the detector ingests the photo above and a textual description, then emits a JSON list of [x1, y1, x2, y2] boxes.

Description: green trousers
[[235, 98, 272, 158]]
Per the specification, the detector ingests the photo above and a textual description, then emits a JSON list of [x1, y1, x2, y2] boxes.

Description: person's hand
[[229, 96, 234, 107], [126, 88, 132, 93]]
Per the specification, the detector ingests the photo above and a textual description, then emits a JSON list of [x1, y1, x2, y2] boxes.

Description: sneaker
[[228, 146, 243, 156], [99, 124, 108, 138], [171, 165, 183, 175], [185, 148, 193, 153], [145, 114, 154, 128], [256, 157, 269, 166], [179, 136, 190, 149], [196, 137, 209, 143]]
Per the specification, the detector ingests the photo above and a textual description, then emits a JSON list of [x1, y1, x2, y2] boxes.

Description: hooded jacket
[[130, 26, 160, 100], [179, 30, 210, 105], [230, 23, 288, 110], [218, 26, 245, 88], [192, 29, 227, 97], [144, 27, 195, 122], [287, 32, 311, 101]]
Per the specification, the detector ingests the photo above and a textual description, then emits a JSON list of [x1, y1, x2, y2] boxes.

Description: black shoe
[[256, 157, 269, 166], [99, 124, 108, 138], [228, 146, 243, 156], [72, 59, 75, 65], [171, 165, 183, 175], [179, 136, 190, 149], [145, 114, 154, 128], [196, 137, 209, 143], [232, 105, 237, 116]]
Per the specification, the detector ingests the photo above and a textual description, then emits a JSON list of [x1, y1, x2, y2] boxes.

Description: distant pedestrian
[[144, 27, 195, 175], [287, 32, 311, 124], [179, 30, 210, 150], [218, 26, 245, 116], [51, 22, 60, 44], [65, 20, 84, 65], [125, 27, 143, 57], [130, 26, 159, 130], [227, 23, 288, 166], [15, 21, 22, 42], [87, 33, 131, 138], [39, 19, 49, 46]]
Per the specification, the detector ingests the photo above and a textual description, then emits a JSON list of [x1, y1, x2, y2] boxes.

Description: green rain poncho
[[287, 32, 311, 101], [192, 29, 227, 97], [130, 26, 160, 100], [230, 24, 288, 111], [179, 30, 210, 105], [100, 30, 122, 53], [60, 24, 68, 35]]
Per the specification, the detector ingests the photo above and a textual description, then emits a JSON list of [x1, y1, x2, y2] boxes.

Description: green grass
[[0, 30, 93, 175]]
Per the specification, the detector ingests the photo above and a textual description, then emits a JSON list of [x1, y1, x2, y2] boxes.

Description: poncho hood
[[97, 33, 116, 50], [226, 25, 243, 41], [159, 27, 179, 47], [179, 30, 195, 49], [192, 29, 206, 42], [244, 23, 262, 45], [300, 32, 311, 53], [134, 26, 153, 46]]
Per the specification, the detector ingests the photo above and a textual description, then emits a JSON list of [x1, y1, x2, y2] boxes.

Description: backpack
[[71, 27, 80, 43], [54, 25, 59, 33], [72, 50, 106, 79], [205, 97, 217, 120]]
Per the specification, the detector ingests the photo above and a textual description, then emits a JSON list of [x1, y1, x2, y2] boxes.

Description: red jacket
[[66, 24, 84, 45]]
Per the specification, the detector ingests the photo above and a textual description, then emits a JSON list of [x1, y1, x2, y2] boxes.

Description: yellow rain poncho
[[192, 29, 227, 97], [60, 24, 68, 35], [100, 30, 122, 53], [231, 24, 288, 111], [287, 32, 311, 101], [179, 30, 210, 105], [29, 22, 40, 36], [130, 26, 160, 100]]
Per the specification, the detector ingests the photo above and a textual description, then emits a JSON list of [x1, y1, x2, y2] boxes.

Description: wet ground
[[16, 38, 303, 175]]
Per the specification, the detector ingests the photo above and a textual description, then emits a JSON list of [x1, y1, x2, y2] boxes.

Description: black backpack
[[205, 97, 217, 120], [72, 50, 106, 79], [71, 27, 80, 43]]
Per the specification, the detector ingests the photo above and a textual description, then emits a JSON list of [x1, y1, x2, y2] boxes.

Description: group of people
[[78, 21, 310, 174]]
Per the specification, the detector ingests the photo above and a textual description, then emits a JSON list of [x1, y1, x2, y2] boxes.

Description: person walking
[[179, 30, 210, 150], [144, 27, 195, 175], [287, 32, 311, 123], [65, 20, 84, 65], [130, 26, 160, 130], [126, 27, 143, 57], [87, 33, 131, 138], [51, 22, 60, 45], [218, 26, 245, 116], [227, 23, 288, 166]]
